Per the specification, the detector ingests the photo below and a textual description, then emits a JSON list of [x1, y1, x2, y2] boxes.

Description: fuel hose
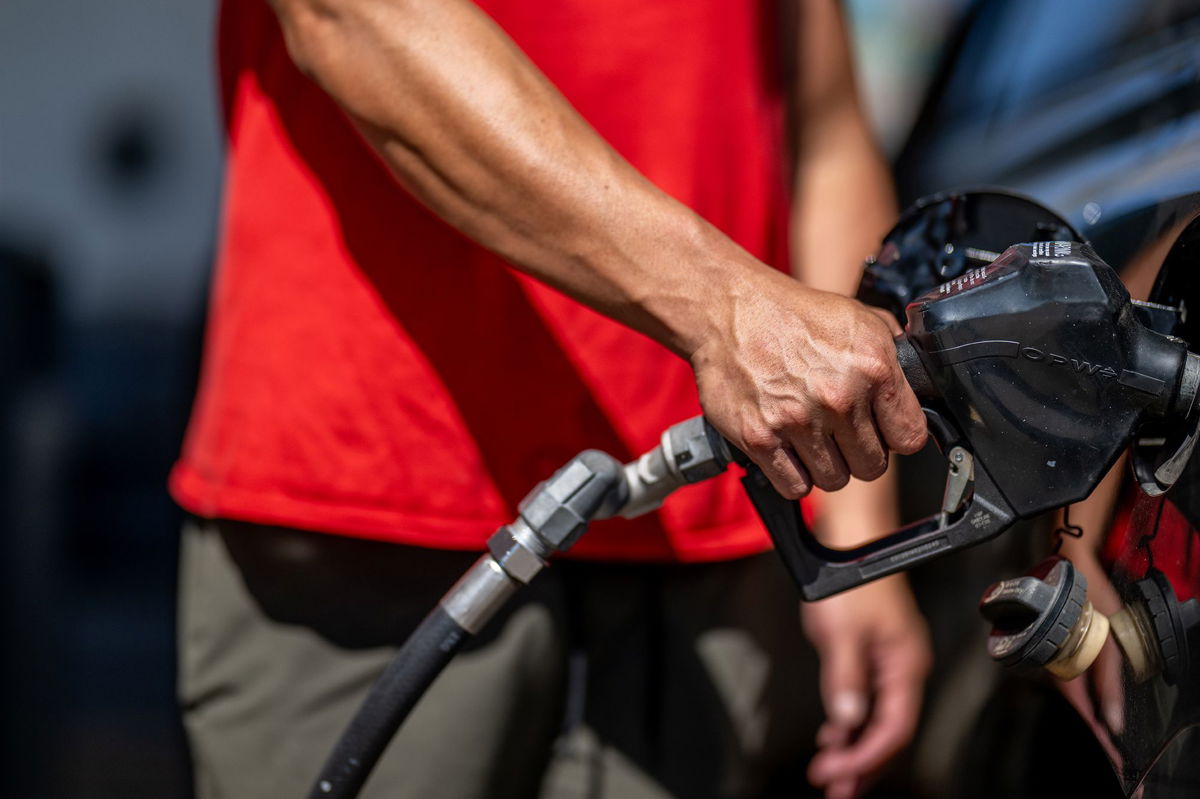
[[306, 605, 469, 799]]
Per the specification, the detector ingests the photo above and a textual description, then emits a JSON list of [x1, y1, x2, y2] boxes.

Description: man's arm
[[267, 0, 927, 496], [786, 4, 931, 798]]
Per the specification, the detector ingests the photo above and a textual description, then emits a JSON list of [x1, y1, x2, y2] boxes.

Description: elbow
[[267, 0, 347, 78]]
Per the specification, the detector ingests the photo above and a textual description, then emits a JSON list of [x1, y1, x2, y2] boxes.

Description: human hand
[[691, 269, 926, 499], [801, 575, 931, 799]]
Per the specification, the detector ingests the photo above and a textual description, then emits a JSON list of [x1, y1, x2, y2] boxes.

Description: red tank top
[[170, 0, 792, 561]]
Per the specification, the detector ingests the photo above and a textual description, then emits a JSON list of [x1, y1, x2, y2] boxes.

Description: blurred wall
[[845, 0, 965, 157], [0, 1, 220, 796], [0, 0, 221, 322]]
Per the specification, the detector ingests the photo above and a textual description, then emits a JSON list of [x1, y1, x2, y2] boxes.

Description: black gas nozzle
[[859, 189, 1084, 326], [736, 237, 1200, 601]]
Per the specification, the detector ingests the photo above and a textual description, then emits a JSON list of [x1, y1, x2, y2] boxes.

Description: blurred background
[[1, 0, 218, 794], [5, 0, 1198, 796]]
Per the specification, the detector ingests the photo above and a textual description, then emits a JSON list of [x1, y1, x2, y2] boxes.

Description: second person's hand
[[802, 575, 932, 799]]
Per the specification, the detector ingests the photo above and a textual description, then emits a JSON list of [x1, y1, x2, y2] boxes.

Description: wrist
[[622, 210, 781, 360]]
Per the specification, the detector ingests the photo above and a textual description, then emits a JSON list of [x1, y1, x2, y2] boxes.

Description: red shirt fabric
[[170, 0, 793, 561]]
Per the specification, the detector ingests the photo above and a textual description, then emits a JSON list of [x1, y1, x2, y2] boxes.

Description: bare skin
[[786, 5, 931, 795], [266, 1, 931, 795], [803, 573, 931, 799], [268, 0, 927, 500], [1056, 460, 1128, 748]]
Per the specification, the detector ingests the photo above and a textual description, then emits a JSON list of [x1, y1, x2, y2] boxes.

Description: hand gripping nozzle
[[737, 241, 1200, 600]]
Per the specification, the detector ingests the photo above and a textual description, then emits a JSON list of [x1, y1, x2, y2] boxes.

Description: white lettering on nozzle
[[1031, 241, 1073, 258]]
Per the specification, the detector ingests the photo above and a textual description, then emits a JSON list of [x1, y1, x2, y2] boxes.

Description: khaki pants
[[178, 518, 823, 799]]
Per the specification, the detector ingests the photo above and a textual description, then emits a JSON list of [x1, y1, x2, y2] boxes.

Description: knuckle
[[740, 424, 778, 454], [774, 399, 811, 430], [861, 350, 895, 387], [803, 382, 844, 421], [823, 390, 855, 418], [874, 378, 900, 405]]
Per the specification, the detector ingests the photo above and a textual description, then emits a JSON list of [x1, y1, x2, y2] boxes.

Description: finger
[[869, 307, 904, 336], [871, 367, 927, 455], [816, 625, 869, 732], [746, 442, 812, 500], [1093, 644, 1125, 735], [790, 431, 851, 491], [1058, 669, 1124, 767], [826, 776, 861, 799], [832, 407, 888, 482], [808, 629, 869, 789], [810, 645, 923, 784], [816, 720, 849, 750], [810, 692, 915, 784]]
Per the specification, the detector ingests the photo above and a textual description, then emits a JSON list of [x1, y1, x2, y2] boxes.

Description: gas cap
[[1117, 569, 1200, 685], [979, 557, 1110, 680]]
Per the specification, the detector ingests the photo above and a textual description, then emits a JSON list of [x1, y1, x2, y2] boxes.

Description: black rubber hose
[[306, 605, 469, 799]]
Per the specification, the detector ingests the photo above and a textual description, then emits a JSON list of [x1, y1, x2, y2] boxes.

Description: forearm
[[787, 0, 895, 295], [790, 108, 896, 294], [813, 468, 900, 548], [269, 0, 928, 498], [270, 0, 766, 358]]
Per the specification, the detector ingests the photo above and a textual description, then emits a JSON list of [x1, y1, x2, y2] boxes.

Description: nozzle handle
[[740, 452, 1016, 600], [894, 333, 937, 400], [719, 334, 1018, 600]]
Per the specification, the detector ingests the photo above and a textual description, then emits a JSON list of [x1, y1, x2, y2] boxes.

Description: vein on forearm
[[270, 0, 762, 357]]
